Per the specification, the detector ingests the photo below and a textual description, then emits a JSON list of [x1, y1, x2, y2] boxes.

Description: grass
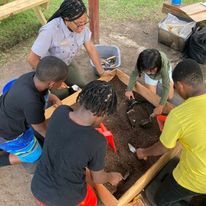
[[99, 0, 201, 19], [0, 0, 60, 51], [0, 0, 201, 52]]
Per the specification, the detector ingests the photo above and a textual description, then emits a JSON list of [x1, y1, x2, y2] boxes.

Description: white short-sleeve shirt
[[32, 17, 91, 65]]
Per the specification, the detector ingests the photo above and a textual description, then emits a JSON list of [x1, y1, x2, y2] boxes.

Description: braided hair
[[48, 0, 86, 22], [77, 80, 117, 117]]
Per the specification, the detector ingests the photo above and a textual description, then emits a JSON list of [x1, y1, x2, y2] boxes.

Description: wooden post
[[88, 0, 99, 44]]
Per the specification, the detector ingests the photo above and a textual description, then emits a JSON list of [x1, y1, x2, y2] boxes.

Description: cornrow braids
[[77, 80, 117, 117], [48, 0, 86, 22]]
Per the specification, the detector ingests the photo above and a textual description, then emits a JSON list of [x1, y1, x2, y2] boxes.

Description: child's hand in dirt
[[153, 104, 164, 116], [109, 172, 123, 186], [136, 148, 148, 160], [125, 90, 134, 99]]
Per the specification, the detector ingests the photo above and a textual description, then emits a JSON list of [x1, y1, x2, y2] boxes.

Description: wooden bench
[[0, 0, 50, 25]]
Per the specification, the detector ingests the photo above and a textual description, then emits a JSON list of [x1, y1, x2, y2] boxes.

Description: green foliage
[[0, 0, 60, 51], [0, 0, 201, 51], [98, 0, 201, 20], [0, 12, 40, 50]]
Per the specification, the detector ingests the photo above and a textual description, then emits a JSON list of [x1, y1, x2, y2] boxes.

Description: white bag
[[159, 13, 196, 39]]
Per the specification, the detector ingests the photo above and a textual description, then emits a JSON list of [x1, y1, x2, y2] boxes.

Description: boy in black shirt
[[0, 56, 68, 167], [31, 80, 123, 206]]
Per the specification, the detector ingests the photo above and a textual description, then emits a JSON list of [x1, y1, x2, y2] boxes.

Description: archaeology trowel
[[122, 170, 130, 180], [139, 113, 154, 129], [128, 143, 148, 160], [128, 143, 136, 153]]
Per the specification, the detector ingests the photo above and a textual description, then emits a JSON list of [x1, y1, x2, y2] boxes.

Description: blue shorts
[[0, 128, 42, 163]]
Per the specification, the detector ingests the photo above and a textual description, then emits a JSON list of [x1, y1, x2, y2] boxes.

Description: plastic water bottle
[[171, 0, 182, 5]]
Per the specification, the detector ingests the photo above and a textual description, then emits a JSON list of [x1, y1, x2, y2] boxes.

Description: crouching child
[[31, 80, 123, 206], [0, 56, 68, 167]]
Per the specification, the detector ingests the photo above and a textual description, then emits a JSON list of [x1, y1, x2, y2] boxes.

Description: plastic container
[[156, 115, 167, 132], [96, 123, 117, 154], [171, 0, 182, 5], [77, 185, 97, 206], [2, 79, 17, 94], [90, 44, 121, 70]]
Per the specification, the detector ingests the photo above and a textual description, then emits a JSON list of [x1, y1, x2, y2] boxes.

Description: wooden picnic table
[[0, 0, 50, 25]]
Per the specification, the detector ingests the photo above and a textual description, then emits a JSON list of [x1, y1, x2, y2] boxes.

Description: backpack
[[184, 26, 206, 64]]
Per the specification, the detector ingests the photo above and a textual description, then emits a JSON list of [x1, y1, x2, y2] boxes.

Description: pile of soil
[[102, 77, 161, 198]]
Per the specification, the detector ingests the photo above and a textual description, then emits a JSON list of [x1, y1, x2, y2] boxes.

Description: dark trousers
[[154, 173, 198, 206], [51, 61, 97, 100], [145, 158, 199, 206]]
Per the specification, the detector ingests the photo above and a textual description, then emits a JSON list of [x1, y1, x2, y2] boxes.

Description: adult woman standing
[[28, 0, 110, 98]]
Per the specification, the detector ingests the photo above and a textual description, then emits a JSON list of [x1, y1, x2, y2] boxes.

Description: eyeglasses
[[65, 15, 90, 28], [72, 19, 89, 28]]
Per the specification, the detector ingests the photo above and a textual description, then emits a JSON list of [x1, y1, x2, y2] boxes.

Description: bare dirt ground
[[0, 19, 206, 206]]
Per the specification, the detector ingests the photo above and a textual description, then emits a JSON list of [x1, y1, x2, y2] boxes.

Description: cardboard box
[[162, 2, 206, 24]]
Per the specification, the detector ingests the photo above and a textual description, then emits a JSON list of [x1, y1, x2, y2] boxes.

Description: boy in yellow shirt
[[136, 59, 206, 205]]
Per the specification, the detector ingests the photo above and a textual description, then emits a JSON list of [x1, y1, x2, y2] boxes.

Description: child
[[136, 59, 206, 205], [31, 80, 123, 206], [0, 56, 68, 167], [125, 49, 174, 116]]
